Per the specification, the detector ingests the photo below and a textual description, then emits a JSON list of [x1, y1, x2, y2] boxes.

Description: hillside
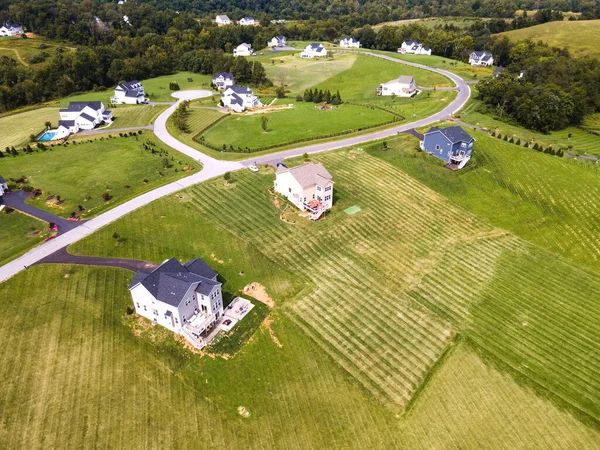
[[498, 19, 600, 58]]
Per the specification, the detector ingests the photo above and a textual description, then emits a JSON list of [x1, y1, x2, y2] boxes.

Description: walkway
[[2, 190, 86, 235], [0, 56, 470, 283], [35, 247, 158, 272]]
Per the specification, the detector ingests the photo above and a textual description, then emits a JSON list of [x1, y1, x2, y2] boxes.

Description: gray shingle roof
[[129, 257, 221, 307], [228, 84, 252, 94], [58, 120, 75, 127], [426, 126, 474, 144], [276, 162, 333, 188], [213, 72, 233, 80], [60, 101, 103, 112], [309, 43, 322, 49], [0, 175, 6, 184], [79, 113, 96, 123]]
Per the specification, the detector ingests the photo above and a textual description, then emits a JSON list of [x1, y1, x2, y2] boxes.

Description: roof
[[228, 84, 253, 94], [425, 126, 474, 144], [471, 50, 493, 61], [79, 113, 96, 123], [493, 66, 504, 75], [383, 75, 414, 86], [242, 16, 254, 21], [60, 101, 103, 112], [237, 43, 252, 49], [0, 175, 5, 184], [58, 119, 75, 127], [117, 80, 143, 95], [129, 257, 221, 307], [4, 23, 21, 29], [213, 72, 233, 80], [276, 162, 333, 188], [308, 43, 324, 49], [216, 15, 230, 20]]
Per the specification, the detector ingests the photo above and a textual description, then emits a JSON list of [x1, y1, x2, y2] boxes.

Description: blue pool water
[[38, 131, 58, 141]]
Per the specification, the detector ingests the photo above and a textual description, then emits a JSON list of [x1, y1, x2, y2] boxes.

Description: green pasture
[[0, 35, 73, 65], [143, 71, 214, 102], [0, 107, 59, 148], [0, 133, 197, 219], [373, 16, 492, 31], [109, 105, 167, 128], [0, 210, 49, 266]]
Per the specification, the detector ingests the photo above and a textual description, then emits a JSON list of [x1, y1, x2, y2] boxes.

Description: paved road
[[0, 56, 469, 283], [35, 247, 158, 272], [2, 190, 86, 235]]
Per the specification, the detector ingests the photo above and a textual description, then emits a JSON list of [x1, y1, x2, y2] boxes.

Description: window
[[175, 318, 178, 324], [325, 195, 331, 201], [435, 145, 441, 150], [182, 315, 186, 322], [143, 305, 147, 311], [288, 188, 292, 193], [153, 309, 159, 316], [201, 305, 207, 312], [136, 303, 140, 308], [317, 186, 322, 191], [185, 298, 191, 306], [325, 186, 331, 192]]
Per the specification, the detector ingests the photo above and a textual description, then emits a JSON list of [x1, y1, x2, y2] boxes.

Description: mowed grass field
[[0, 210, 49, 266], [109, 105, 168, 128], [0, 35, 74, 65], [0, 107, 59, 148], [498, 19, 600, 58], [202, 102, 395, 151], [0, 134, 197, 219]]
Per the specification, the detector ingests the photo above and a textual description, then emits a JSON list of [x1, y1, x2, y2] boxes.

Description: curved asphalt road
[[0, 53, 470, 283]]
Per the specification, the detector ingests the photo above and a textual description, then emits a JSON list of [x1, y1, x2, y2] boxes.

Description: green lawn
[[0, 134, 198, 219], [142, 71, 214, 102], [202, 102, 396, 151], [109, 105, 167, 128], [499, 19, 600, 58], [0, 107, 59, 148], [0, 210, 49, 266], [0, 35, 74, 65]]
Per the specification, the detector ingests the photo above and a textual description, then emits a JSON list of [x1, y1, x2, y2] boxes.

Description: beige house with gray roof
[[274, 162, 333, 220]]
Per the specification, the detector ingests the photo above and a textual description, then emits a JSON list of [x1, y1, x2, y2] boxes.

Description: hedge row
[[191, 113, 231, 144]]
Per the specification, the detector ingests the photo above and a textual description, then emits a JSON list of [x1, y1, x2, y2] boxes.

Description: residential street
[[0, 55, 470, 283]]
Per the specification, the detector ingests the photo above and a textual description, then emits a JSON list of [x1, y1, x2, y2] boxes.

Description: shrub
[[223, 172, 231, 182], [296, 95, 303, 102]]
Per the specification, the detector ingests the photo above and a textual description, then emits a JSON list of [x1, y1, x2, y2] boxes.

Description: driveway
[[35, 247, 158, 273], [0, 55, 470, 283], [2, 190, 86, 235]]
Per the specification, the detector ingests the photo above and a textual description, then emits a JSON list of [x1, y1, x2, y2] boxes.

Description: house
[[492, 66, 504, 78], [268, 35, 287, 47], [215, 15, 231, 26], [339, 37, 360, 48], [212, 72, 234, 90], [274, 162, 334, 220], [0, 23, 23, 36], [129, 257, 224, 349], [377, 75, 417, 97], [0, 175, 8, 209], [111, 80, 145, 104], [301, 43, 328, 58], [398, 40, 431, 55], [469, 50, 494, 67], [239, 17, 255, 26], [58, 101, 112, 131], [221, 85, 261, 112], [233, 43, 253, 57], [420, 126, 475, 169], [519, 70, 525, 79]]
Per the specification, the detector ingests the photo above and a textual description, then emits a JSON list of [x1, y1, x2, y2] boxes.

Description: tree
[[303, 89, 313, 102], [223, 172, 231, 182], [161, 157, 169, 168], [261, 115, 269, 132], [44, 121, 51, 129]]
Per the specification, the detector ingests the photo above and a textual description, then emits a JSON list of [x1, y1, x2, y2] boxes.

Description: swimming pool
[[38, 131, 58, 141]]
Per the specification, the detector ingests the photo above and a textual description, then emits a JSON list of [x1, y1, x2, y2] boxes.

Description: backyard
[[0, 107, 59, 148], [0, 210, 49, 266]]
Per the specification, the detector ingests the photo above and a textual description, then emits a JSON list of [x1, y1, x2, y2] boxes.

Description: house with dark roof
[[58, 101, 112, 131], [469, 50, 494, 67], [274, 162, 334, 220], [339, 37, 360, 48], [398, 40, 431, 55], [301, 43, 327, 58], [239, 16, 255, 26], [268, 35, 287, 47], [0, 23, 23, 36], [0, 175, 8, 209], [212, 72, 234, 90], [420, 126, 475, 169], [129, 257, 224, 349], [221, 85, 261, 112], [111, 80, 145, 104], [492, 66, 505, 78]]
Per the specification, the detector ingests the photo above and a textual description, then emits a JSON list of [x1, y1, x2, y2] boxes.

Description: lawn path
[[0, 47, 28, 65], [0, 55, 470, 282]]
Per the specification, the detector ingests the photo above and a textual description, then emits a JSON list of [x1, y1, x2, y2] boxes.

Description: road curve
[[0, 53, 470, 283]]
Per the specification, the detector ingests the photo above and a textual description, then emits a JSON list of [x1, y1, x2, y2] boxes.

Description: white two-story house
[[268, 35, 287, 47], [339, 37, 360, 48], [398, 40, 432, 55], [58, 101, 112, 133], [129, 257, 224, 349], [233, 43, 253, 57], [274, 162, 334, 220], [469, 50, 494, 67], [0, 23, 23, 36], [301, 43, 327, 58], [377, 75, 416, 97], [221, 85, 261, 112], [111, 80, 145, 104], [239, 16, 255, 26], [212, 72, 234, 90], [215, 15, 231, 26]]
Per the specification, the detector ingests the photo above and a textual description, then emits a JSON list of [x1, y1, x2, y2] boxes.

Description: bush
[[296, 95, 303, 102]]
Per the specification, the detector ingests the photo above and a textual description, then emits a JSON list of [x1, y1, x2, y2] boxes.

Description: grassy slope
[[499, 19, 600, 58], [109, 105, 168, 128], [0, 35, 73, 65], [0, 210, 49, 266], [203, 102, 395, 150], [0, 134, 197, 219], [0, 107, 59, 148]]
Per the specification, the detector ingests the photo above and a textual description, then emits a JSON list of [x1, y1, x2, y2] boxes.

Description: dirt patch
[[272, 197, 281, 208], [210, 252, 224, 264], [242, 282, 275, 308], [261, 315, 282, 348], [27, 230, 40, 237]]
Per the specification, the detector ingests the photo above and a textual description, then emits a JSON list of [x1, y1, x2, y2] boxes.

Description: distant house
[[233, 43, 253, 57], [339, 37, 360, 48], [58, 101, 112, 132], [111, 80, 145, 104], [239, 17, 255, 26], [0, 23, 23, 36], [398, 40, 431, 55], [469, 50, 494, 67], [215, 15, 231, 26], [301, 43, 327, 58], [0, 175, 8, 209], [221, 85, 261, 112], [492, 66, 504, 78], [519, 70, 525, 79], [274, 162, 334, 220], [212, 72, 234, 90], [377, 75, 417, 97], [268, 35, 287, 47], [129, 257, 224, 349], [420, 126, 475, 169]]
